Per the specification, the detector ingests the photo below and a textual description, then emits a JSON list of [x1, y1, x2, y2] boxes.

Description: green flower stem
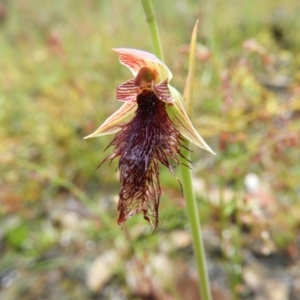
[[141, 2, 212, 300], [180, 144, 212, 300], [141, 0, 164, 61]]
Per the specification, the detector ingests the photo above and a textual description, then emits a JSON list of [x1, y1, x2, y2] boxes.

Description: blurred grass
[[1, 0, 300, 299]]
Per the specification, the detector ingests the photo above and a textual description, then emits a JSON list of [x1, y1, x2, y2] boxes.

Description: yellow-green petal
[[84, 102, 136, 139], [167, 86, 216, 154]]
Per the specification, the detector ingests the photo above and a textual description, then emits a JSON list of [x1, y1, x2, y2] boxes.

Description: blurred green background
[[1, 0, 300, 299]]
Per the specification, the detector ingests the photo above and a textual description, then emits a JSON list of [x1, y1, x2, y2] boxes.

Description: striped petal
[[84, 102, 136, 138], [116, 79, 139, 102], [166, 86, 216, 154], [113, 48, 173, 83], [152, 79, 174, 104]]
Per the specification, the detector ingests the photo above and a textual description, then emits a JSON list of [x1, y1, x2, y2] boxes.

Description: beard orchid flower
[[85, 48, 215, 230]]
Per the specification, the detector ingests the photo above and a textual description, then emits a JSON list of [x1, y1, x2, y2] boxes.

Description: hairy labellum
[[105, 89, 184, 229], [85, 48, 215, 230]]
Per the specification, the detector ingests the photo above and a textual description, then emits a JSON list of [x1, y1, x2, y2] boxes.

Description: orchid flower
[[85, 48, 215, 230]]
